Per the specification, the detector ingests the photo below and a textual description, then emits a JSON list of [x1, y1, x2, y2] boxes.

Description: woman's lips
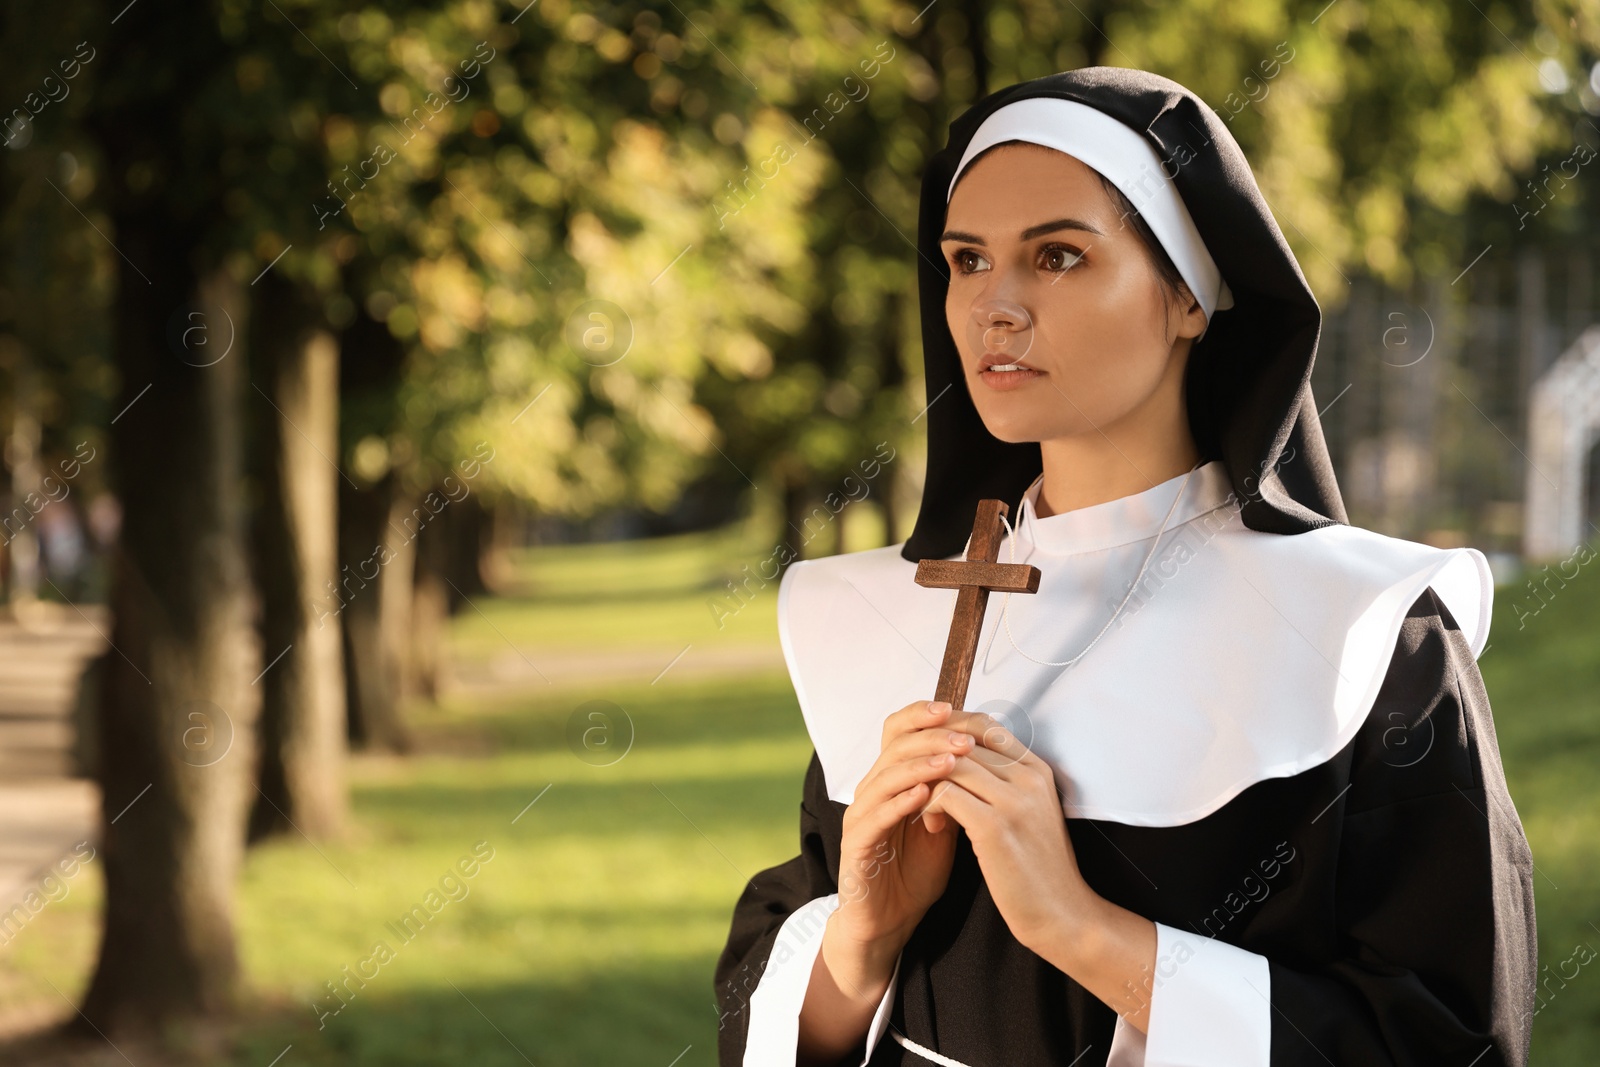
[[978, 361, 1045, 390]]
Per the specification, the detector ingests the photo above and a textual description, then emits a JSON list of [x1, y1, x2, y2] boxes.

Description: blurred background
[[0, 0, 1596, 1063]]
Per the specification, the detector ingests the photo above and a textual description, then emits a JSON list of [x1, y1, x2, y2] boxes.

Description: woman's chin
[[973, 415, 1053, 445], [976, 407, 1116, 445]]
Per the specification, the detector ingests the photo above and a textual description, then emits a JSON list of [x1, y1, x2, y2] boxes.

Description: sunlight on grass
[[1479, 571, 1600, 1066], [450, 525, 785, 656], [228, 669, 811, 1067]]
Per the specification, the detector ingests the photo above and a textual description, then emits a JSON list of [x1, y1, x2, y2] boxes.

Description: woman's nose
[[975, 298, 1032, 333], [971, 298, 1033, 362]]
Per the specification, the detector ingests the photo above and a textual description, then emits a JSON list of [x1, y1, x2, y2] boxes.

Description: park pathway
[[0, 602, 780, 960], [446, 638, 785, 696], [0, 611, 783, 910], [0, 607, 104, 916]]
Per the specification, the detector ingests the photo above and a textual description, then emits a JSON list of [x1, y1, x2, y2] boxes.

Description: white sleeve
[[1105, 1014, 1148, 1066], [742, 893, 900, 1067], [1141, 922, 1272, 1067]]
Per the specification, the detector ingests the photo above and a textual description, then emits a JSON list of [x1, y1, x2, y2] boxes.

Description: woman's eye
[[952, 249, 990, 274], [1040, 244, 1084, 272]]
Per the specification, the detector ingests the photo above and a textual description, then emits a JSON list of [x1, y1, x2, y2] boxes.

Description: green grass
[[448, 525, 785, 655], [228, 672, 814, 1067], [2, 528, 1598, 1064], [1478, 571, 1600, 1065], [0, 669, 814, 1066]]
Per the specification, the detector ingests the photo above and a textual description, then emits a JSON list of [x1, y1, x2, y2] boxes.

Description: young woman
[[717, 68, 1536, 1067]]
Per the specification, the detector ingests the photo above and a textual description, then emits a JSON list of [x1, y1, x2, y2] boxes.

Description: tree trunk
[[335, 300, 412, 750], [957, 0, 989, 99], [76, 0, 256, 1032], [380, 487, 421, 710], [403, 489, 485, 704], [79, 260, 257, 1033], [247, 273, 347, 843], [439, 489, 489, 601], [480, 499, 518, 594], [407, 555, 448, 705], [339, 475, 413, 752], [6, 358, 42, 606], [782, 480, 811, 563], [1077, 0, 1111, 67]]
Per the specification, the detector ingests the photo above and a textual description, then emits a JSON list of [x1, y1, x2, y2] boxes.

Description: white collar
[[775, 474, 1491, 826], [1008, 461, 1236, 557]]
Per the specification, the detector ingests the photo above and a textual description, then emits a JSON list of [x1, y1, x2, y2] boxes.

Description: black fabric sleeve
[[715, 751, 844, 1067], [1267, 589, 1538, 1065]]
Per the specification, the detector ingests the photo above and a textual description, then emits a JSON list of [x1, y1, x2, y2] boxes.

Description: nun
[[716, 67, 1536, 1067]]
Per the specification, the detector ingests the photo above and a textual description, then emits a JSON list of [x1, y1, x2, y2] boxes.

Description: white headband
[[947, 97, 1235, 323]]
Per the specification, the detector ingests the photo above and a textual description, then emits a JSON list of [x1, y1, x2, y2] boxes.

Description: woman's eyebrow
[[939, 217, 1105, 245], [1021, 217, 1105, 239]]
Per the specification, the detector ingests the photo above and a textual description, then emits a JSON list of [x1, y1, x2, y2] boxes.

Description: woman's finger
[[920, 779, 989, 832], [941, 753, 1012, 803], [843, 780, 929, 857], [854, 730, 974, 808], [943, 711, 1039, 770], [879, 699, 952, 749], [853, 752, 962, 818], [947, 738, 1020, 778], [914, 754, 1004, 819], [877, 724, 976, 766]]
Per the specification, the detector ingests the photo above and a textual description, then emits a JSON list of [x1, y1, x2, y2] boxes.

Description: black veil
[[901, 67, 1348, 562]]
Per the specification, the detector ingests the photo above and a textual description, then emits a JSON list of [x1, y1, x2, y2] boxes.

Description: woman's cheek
[[946, 293, 980, 362]]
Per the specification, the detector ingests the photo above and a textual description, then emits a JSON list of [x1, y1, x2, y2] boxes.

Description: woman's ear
[[1172, 284, 1207, 342]]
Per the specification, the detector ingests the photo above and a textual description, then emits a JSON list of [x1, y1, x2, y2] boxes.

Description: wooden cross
[[914, 499, 1041, 710]]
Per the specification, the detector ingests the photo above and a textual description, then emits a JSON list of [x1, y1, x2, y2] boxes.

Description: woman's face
[[941, 143, 1207, 445]]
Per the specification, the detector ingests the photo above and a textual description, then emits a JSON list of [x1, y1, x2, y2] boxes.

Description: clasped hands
[[809, 701, 1159, 1055], [830, 699, 1091, 969]]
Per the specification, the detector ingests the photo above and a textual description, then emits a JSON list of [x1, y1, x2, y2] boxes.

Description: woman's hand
[[831, 699, 970, 951], [920, 712, 1084, 943], [922, 713, 1159, 1032], [799, 699, 970, 1064]]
